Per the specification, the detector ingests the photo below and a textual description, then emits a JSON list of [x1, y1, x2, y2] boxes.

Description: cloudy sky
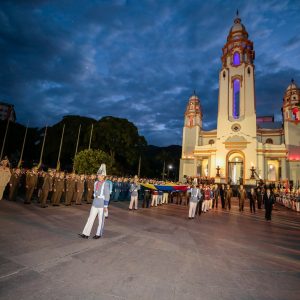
[[1, 0, 300, 146]]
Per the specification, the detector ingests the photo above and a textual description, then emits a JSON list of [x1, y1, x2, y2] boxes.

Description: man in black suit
[[263, 188, 275, 221]]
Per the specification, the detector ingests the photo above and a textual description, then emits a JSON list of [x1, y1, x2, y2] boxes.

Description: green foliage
[[73, 149, 113, 175]]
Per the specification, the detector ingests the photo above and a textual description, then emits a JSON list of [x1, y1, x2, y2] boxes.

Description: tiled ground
[[0, 198, 299, 300]]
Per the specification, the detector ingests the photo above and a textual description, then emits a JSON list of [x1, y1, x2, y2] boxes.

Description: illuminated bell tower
[[282, 79, 300, 161], [180, 92, 202, 179], [182, 92, 202, 158], [215, 12, 257, 181]]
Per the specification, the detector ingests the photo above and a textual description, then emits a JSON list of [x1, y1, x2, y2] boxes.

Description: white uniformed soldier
[[78, 164, 110, 239], [188, 184, 200, 219], [129, 175, 140, 210]]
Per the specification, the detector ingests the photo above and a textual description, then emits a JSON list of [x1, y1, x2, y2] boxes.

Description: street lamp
[[167, 165, 173, 179]]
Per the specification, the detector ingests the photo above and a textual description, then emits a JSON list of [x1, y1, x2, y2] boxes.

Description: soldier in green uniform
[[25, 168, 38, 204], [52, 172, 65, 206], [9, 168, 21, 201], [65, 173, 76, 206], [86, 174, 95, 204], [75, 174, 85, 205], [40, 170, 54, 208], [225, 184, 233, 210]]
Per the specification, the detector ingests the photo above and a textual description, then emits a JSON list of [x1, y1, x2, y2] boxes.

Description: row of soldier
[[2, 163, 299, 220], [3, 166, 184, 208]]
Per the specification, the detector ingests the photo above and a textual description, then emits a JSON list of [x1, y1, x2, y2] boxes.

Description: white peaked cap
[[97, 163, 107, 176]]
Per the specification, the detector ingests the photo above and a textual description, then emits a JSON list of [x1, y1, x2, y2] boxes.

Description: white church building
[[179, 15, 300, 186]]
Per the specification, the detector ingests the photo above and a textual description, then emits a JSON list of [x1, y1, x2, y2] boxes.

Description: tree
[[91, 116, 147, 174], [73, 149, 113, 175]]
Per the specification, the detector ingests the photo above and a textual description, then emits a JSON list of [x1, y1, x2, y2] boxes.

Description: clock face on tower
[[231, 124, 241, 132]]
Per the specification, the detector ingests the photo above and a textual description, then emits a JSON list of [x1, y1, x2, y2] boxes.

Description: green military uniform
[[225, 187, 233, 210], [40, 173, 53, 208], [75, 177, 85, 205], [86, 177, 94, 204], [65, 175, 76, 206], [25, 171, 38, 204], [52, 176, 65, 206], [9, 170, 21, 201]]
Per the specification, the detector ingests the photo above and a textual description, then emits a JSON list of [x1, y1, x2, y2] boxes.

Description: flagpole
[[56, 124, 65, 171], [37, 126, 48, 169], [17, 122, 29, 168], [88, 123, 93, 150], [138, 155, 141, 177], [162, 160, 166, 181], [73, 124, 81, 171], [0, 116, 11, 161]]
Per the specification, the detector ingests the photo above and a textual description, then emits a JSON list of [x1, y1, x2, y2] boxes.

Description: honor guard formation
[[0, 158, 300, 239]]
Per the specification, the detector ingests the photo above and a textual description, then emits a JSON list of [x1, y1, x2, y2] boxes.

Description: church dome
[[185, 92, 202, 116], [230, 17, 245, 33], [227, 15, 248, 41], [286, 79, 298, 91]]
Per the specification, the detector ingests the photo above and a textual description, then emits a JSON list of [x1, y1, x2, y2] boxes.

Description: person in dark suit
[[263, 188, 275, 221], [248, 187, 257, 213], [212, 184, 220, 209], [256, 186, 263, 209], [195, 185, 204, 215], [220, 184, 225, 208]]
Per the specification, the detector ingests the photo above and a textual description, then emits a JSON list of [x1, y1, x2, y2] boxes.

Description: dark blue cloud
[[0, 0, 300, 146]]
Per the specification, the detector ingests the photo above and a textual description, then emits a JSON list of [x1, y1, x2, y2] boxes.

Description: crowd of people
[[0, 158, 299, 224]]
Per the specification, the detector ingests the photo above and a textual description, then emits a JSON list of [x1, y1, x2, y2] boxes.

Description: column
[[264, 158, 268, 181], [257, 153, 264, 179], [281, 158, 287, 180], [208, 156, 211, 177], [210, 153, 216, 177], [193, 158, 197, 177]]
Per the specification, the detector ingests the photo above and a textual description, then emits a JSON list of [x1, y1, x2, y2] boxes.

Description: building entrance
[[227, 154, 244, 185]]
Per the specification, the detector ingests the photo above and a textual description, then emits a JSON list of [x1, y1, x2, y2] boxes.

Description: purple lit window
[[233, 79, 240, 119], [233, 52, 240, 66]]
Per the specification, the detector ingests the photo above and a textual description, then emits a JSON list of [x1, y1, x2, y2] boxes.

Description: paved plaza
[[0, 199, 299, 300]]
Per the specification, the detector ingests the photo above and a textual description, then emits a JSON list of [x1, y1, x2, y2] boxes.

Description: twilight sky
[[1, 0, 300, 146]]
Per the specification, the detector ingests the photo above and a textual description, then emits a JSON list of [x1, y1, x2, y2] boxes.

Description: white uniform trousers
[[158, 195, 162, 205], [129, 195, 138, 209], [209, 199, 213, 210], [202, 200, 208, 212], [82, 206, 105, 237], [151, 195, 158, 206], [163, 193, 168, 204], [189, 202, 197, 218], [296, 202, 300, 212]]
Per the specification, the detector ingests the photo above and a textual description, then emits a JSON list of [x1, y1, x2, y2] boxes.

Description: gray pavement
[[0, 198, 299, 300]]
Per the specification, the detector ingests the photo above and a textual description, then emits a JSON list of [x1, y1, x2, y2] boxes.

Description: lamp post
[[216, 165, 220, 177], [250, 165, 256, 179]]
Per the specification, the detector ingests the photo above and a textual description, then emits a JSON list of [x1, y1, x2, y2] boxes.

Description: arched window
[[233, 79, 240, 119], [233, 52, 240, 66], [266, 138, 273, 144], [208, 139, 215, 145]]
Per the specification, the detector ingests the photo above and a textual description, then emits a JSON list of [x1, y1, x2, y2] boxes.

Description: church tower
[[282, 80, 300, 181], [180, 93, 202, 178], [215, 13, 257, 182]]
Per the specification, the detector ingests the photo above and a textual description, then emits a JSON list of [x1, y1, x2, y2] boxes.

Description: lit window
[[233, 79, 240, 119], [233, 52, 240, 66]]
